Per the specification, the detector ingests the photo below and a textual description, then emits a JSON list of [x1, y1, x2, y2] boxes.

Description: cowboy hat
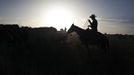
[[90, 14, 96, 18]]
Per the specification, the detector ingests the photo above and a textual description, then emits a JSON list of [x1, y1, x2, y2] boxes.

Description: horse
[[67, 24, 109, 55]]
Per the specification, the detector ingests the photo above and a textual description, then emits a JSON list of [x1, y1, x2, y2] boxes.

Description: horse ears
[[72, 23, 74, 26]]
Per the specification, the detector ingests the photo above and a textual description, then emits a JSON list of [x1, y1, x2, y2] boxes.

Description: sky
[[0, 0, 134, 34]]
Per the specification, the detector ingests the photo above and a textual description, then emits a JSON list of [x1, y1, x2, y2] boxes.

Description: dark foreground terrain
[[0, 24, 134, 75]]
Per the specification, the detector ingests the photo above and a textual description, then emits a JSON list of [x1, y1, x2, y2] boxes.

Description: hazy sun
[[42, 6, 74, 30]]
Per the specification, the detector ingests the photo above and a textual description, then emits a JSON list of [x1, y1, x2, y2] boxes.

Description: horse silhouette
[[67, 24, 109, 55]]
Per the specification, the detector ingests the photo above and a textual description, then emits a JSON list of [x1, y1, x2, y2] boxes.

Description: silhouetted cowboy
[[88, 14, 98, 32]]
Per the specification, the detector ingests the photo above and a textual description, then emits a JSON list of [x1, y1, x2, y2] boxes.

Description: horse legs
[[84, 43, 93, 64], [97, 36, 109, 56]]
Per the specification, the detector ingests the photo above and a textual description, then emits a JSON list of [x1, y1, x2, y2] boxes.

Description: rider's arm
[[88, 19, 92, 25]]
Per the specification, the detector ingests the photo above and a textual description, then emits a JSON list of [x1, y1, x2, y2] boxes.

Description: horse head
[[67, 23, 75, 34]]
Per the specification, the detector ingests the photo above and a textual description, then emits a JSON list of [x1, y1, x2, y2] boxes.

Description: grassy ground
[[0, 28, 134, 75]]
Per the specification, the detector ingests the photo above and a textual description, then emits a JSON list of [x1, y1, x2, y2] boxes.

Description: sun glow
[[42, 6, 74, 30]]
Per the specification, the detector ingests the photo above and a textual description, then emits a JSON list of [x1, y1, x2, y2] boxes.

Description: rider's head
[[90, 14, 96, 19]]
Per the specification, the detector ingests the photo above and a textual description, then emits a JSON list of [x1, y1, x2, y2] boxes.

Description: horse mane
[[73, 25, 85, 32], [68, 24, 86, 34]]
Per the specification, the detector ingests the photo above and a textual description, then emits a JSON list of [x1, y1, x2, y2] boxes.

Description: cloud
[[97, 17, 134, 35], [98, 17, 134, 24], [0, 17, 3, 20]]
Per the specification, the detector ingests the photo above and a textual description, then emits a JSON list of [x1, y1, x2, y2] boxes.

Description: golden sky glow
[[42, 5, 74, 30]]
